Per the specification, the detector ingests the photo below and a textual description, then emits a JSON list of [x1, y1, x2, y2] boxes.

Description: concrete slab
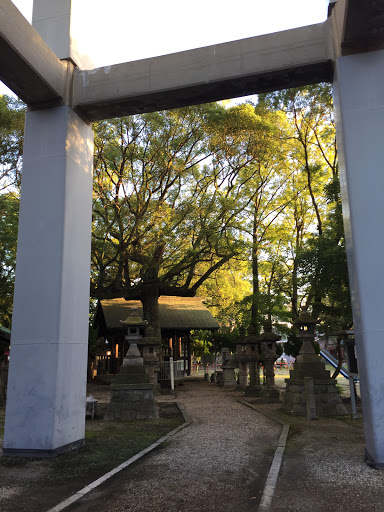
[[73, 21, 334, 121], [0, 0, 68, 107]]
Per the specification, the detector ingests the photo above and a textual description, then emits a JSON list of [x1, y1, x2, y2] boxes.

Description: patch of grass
[[46, 417, 182, 481], [0, 408, 183, 484]]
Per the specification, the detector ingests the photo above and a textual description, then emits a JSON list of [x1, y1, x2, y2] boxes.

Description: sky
[[1, 0, 330, 96]]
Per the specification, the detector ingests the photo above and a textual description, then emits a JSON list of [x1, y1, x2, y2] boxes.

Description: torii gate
[[1, 0, 384, 466]]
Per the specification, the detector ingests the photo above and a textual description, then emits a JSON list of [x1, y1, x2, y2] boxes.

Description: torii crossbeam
[[1, 0, 384, 467]]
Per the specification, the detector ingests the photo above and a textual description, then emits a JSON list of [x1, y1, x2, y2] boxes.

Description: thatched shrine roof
[[96, 296, 220, 333]]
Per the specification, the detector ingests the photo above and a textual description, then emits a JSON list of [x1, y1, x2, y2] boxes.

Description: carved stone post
[[259, 320, 281, 402]]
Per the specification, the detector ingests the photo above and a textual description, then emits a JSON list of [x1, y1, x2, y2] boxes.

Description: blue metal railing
[[320, 348, 359, 381]]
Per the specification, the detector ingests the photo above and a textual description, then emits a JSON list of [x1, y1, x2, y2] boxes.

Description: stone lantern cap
[[140, 325, 161, 346], [235, 325, 259, 363], [258, 320, 281, 343], [296, 307, 317, 328], [238, 325, 246, 342], [243, 325, 259, 344], [120, 307, 146, 327]]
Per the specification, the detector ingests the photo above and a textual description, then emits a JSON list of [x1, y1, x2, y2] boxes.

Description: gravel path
[[70, 381, 281, 512]]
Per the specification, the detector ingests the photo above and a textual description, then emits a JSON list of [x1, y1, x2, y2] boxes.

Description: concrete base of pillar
[[2, 439, 84, 458], [365, 449, 384, 470]]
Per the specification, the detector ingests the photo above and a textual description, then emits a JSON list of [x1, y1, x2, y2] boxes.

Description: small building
[[94, 296, 220, 375]]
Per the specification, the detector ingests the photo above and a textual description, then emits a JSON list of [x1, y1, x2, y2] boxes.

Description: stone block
[[245, 386, 262, 397], [292, 404, 306, 415], [336, 403, 348, 415], [105, 388, 159, 421], [259, 386, 281, 403]]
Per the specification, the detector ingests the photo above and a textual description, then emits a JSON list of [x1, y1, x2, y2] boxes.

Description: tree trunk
[[251, 250, 260, 333], [292, 256, 298, 323], [251, 207, 260, 333], [141, 283, 161, 339], [331, 337, 343, 379]]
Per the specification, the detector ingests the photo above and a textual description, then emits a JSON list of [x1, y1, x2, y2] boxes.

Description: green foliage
[[91, 103, 275, 332], [258, 84, 352, 332], [190, 331, 212, 357], [210, 327, 239, 354], [298, 234, 352, 331], [0, 193, 19, 327], [198, 258, 252, 328], [88, 299, 100, 358], [0, 96, 24, 328], [0, 95, 25, 191]]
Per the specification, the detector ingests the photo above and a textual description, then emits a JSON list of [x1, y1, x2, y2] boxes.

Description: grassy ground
[[0, 402, 183, 512]]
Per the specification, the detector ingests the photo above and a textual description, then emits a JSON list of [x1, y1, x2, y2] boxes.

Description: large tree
[[91, 105, 243, 332], [90, 103, 288, 334]]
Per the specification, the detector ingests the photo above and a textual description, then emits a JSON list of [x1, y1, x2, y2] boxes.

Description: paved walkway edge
[[238, 400, 290, 512], [46, 402, 192, 512]]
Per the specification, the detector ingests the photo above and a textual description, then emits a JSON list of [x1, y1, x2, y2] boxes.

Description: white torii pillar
[[3, 0, 94, 456], [333, 49, 384, 468]]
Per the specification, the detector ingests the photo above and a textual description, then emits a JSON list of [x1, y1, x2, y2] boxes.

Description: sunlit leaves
[[0, 95, 25, 192]]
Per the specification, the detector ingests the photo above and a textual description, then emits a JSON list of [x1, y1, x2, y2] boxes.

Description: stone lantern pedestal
[[235, 327, 249, 388], [105, 309, 158, 421], [282, 308, 347, 417], [220, 348, 237, 387], [140, 326, 161, 392], [259, 320, 281, 403], [241, 326, 262, 397]]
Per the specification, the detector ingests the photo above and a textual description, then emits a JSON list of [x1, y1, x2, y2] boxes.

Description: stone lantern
[[296, 307, 318, 362], [220, 347, 237, 387], [282, 307, 347, 417], [241, 325, 261, 397], [104, 308, 159, 421], [120, 308, 146, 365], [140, 325, 161, 389], [235, 326, 249, 388], [259, 320, 281, 402]]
